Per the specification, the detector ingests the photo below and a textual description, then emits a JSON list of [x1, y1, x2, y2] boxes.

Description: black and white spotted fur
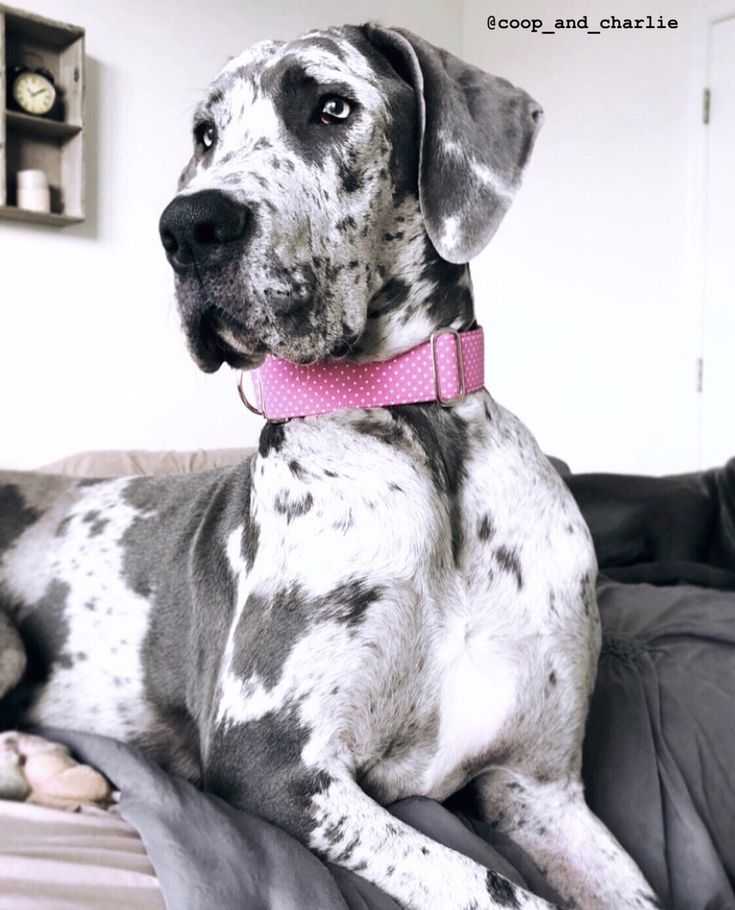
[[0, 24, 661, 910]]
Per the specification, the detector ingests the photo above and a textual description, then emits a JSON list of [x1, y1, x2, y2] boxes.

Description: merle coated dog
[[0, 24, 661, 910]]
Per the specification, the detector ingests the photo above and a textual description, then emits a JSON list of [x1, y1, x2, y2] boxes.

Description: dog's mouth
[[188, 309, 267, 373], [179, 272, 364, 372]]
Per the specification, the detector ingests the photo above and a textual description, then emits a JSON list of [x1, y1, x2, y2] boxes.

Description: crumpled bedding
[[37, 727, 564, 910], [14, 457, 735, 910], [584, 580, 735, 910]]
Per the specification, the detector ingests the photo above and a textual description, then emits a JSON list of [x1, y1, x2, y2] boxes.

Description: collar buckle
[[430, 327, 466, 407]]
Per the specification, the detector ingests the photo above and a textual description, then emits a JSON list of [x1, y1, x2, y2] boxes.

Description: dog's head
[[160, 24, 542, 372]]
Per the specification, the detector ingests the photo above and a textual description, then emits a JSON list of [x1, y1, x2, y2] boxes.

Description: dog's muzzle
[[159, 189, 264, 371]]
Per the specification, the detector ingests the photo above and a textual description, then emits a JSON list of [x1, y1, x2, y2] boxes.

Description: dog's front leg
[[207, 727, 553, 910], [309, 772, 554, 910], [475, 771, 661, 909]]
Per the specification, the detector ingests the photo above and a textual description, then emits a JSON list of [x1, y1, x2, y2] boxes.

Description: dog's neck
[[351, 204, 475, 363]]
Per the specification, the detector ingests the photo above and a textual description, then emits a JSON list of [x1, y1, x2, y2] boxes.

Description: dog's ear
[[362, 24, 543, 264]]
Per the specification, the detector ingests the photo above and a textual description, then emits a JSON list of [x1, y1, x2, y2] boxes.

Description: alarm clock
[[10, 65, 57, 117]]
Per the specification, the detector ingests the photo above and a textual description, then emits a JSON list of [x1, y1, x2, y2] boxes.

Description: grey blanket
[[43, 730, 561, 910]]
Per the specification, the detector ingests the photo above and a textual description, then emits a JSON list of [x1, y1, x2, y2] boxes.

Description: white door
[[702, 16, 735, 468]]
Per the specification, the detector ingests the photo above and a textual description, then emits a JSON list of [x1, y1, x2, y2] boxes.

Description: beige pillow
[[38, 448, 255, 478]]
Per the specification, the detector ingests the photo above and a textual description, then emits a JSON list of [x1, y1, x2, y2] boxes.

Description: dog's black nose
[[159, 190, 250, 272]]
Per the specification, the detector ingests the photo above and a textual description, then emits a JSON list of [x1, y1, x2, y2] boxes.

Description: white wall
[[1, 0, 727, 475], [464, 0, 729, 473], [0, 0, 462, 469]]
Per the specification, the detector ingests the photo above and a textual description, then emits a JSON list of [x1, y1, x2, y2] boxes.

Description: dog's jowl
[[0, 24, 662, 910]]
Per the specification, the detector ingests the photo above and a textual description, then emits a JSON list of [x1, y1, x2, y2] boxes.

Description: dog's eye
[[319, 96, 352, 125], [194, 121, 217, 151]]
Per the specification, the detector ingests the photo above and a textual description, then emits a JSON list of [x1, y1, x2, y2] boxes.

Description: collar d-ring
[[237, 370, 264, 416]]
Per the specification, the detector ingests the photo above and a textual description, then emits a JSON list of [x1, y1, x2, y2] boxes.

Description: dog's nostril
[[160, 229, 179, 254], [193, 221, 219, 246], [211, 205, 248, 245]]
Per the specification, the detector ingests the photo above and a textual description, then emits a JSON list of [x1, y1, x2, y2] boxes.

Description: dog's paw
[[0, 731, 114, 809], [0, 745, 31, 801]]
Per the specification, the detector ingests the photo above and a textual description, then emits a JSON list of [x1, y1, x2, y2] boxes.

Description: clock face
[[13, 71, 56, 116]]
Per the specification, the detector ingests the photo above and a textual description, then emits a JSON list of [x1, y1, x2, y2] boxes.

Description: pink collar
[[237, 326, 485, 422]]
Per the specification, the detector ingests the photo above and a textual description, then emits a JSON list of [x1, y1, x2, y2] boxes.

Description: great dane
[[0, 24, 661, 910]]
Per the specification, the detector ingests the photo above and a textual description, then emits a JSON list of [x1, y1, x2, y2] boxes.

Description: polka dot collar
[[237, 326, 485, 423]]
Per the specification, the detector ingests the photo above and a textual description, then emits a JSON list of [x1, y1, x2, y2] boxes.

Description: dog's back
[[0, 462, 254, 779]]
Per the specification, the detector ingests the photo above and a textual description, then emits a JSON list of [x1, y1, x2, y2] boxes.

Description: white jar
[[17, 169, 51, 214]]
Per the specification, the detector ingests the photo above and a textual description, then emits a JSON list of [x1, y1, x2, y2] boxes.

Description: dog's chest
[[236, 395, 597, 803], [354, 569, 588, 804], [356, 606, 534, 803]]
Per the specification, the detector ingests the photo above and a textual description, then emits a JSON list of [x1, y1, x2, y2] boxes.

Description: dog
[[0, 24, 662, 910]]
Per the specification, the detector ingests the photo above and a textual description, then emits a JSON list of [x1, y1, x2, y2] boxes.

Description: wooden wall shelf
[[6, 108, 82, 138], [0, 202, 82, 225], [0, 4, 85, 226]]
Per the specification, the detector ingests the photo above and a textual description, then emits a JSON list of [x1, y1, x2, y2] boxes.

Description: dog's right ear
[[362, 23, 543, 264]]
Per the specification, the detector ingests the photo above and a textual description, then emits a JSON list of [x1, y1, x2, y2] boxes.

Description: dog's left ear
[[363, 24, 543, 263]]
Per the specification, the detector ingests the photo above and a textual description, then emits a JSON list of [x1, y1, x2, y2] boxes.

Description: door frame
[[686, 2, 735, 466]]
